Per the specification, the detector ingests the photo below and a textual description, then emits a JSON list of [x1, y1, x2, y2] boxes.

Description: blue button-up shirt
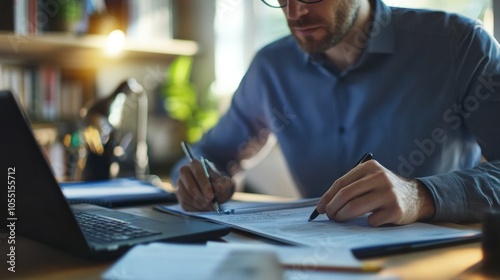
[[173, 0, 500, 223]]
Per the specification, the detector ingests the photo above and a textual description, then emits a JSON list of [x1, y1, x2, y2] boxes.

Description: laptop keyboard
[[74, 211, 161, 243]]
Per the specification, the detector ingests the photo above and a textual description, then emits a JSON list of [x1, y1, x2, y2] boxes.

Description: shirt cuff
[[417, 174, 469, 223]]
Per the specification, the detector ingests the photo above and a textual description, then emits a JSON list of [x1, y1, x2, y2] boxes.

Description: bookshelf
[[0, 0, 198, 121], [0, 32, 198, 122], [0, 32, 198, 68], [0, 0, 201, 181], [0, 31, 198, 115]]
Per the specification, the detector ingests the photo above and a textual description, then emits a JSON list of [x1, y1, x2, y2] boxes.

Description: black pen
[[180, 141, 221, 214], [308, 153, 373, 222]]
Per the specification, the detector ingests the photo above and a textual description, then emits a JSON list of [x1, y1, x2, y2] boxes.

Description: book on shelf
[[0, 64, 28, 109], [0, 62, 83, 122], [38, 64, 61, 121], [0, 1, 14, 32], [10, 0, 75, 35], [1, 0, 39, 35], [1, 0, 172, 38]]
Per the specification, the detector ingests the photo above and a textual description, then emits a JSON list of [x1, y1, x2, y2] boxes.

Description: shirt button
[[338, 126, 346, 134]]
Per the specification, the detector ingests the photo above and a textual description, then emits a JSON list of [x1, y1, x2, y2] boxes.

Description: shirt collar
[[303, 0, 395, 64]]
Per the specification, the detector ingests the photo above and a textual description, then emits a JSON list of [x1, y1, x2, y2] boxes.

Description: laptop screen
[[0, 90, 103, 256], [0, 91, 230, 260]]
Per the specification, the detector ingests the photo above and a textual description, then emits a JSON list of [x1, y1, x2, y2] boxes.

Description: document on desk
[[103, 243, 396, 280], [157, 200, 481, 258], [205, 242, 380, 272]]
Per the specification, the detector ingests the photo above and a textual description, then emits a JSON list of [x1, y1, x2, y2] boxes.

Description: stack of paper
[[156, 200, 481, 258], [102, 243, 389, 280]]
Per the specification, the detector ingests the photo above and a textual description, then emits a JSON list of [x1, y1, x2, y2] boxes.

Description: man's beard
[[288, 1, 360, 54]]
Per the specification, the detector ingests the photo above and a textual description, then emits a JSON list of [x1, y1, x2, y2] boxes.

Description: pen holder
[[482, 207, 500, 273]]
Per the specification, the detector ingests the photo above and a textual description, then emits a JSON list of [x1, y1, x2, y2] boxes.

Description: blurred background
[[0, 0, 495, 198]]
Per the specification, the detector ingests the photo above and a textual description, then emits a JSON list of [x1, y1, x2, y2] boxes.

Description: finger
[[175, 181, 198, 211], [193, 159, 216, 202], [329, 169, 411, 224], [318, 175, 357, 213], [178, 166, 204, 204], [317, 160, 377, 213], [206, 158, 233, 180], [178, 165, 211, 211], [367, 207, 401, 227], [331, 190, 386, 222], [213, 176, 235, 202], [206, 160, 222, 176], [326, 174, 376, 217], [317, 184, 339, 214], [208, 165, 225, 194], [205, 162, 235, 202], [177, 180, 209, 211]]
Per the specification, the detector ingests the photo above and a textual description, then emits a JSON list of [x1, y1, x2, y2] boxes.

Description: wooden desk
[[0, 202, 496, 280]]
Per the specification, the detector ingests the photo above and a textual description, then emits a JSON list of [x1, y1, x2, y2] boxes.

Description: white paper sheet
[[102, 243, 397, 280], [158, 202, 480, 251], [102, 244, 230, 280], [206, 242, 364, 269]]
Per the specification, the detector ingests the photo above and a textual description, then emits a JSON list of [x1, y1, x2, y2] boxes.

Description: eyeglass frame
[[261, 0, 324, 8]]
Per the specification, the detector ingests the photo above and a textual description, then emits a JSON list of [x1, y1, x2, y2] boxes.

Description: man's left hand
[[316, 160, 436, 226]]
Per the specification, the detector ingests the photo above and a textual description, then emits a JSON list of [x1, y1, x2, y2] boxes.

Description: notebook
[[60, 178, 177, 208], [0, 90, 230, 260]]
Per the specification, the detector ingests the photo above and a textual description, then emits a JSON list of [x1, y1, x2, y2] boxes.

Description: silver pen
[[201, 157, 221, 214], [181, 141, 195, 162]]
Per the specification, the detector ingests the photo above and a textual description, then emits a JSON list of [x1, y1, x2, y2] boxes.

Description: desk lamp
[[80, 78, 149, 180]]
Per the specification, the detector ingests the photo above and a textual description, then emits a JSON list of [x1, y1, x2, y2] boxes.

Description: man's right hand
[[176, 159, 235, 212]]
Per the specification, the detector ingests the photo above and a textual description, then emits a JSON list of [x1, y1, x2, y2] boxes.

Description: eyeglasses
[[261, 0, 324, 8]]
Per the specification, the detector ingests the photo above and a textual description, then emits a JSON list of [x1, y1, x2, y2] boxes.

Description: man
[[172, 0, 500, 226]]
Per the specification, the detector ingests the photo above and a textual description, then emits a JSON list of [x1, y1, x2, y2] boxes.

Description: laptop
[[0, 90, 230, 260]]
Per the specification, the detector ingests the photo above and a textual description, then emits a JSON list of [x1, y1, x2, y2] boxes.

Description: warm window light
[[106, 29, 126, 56]]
